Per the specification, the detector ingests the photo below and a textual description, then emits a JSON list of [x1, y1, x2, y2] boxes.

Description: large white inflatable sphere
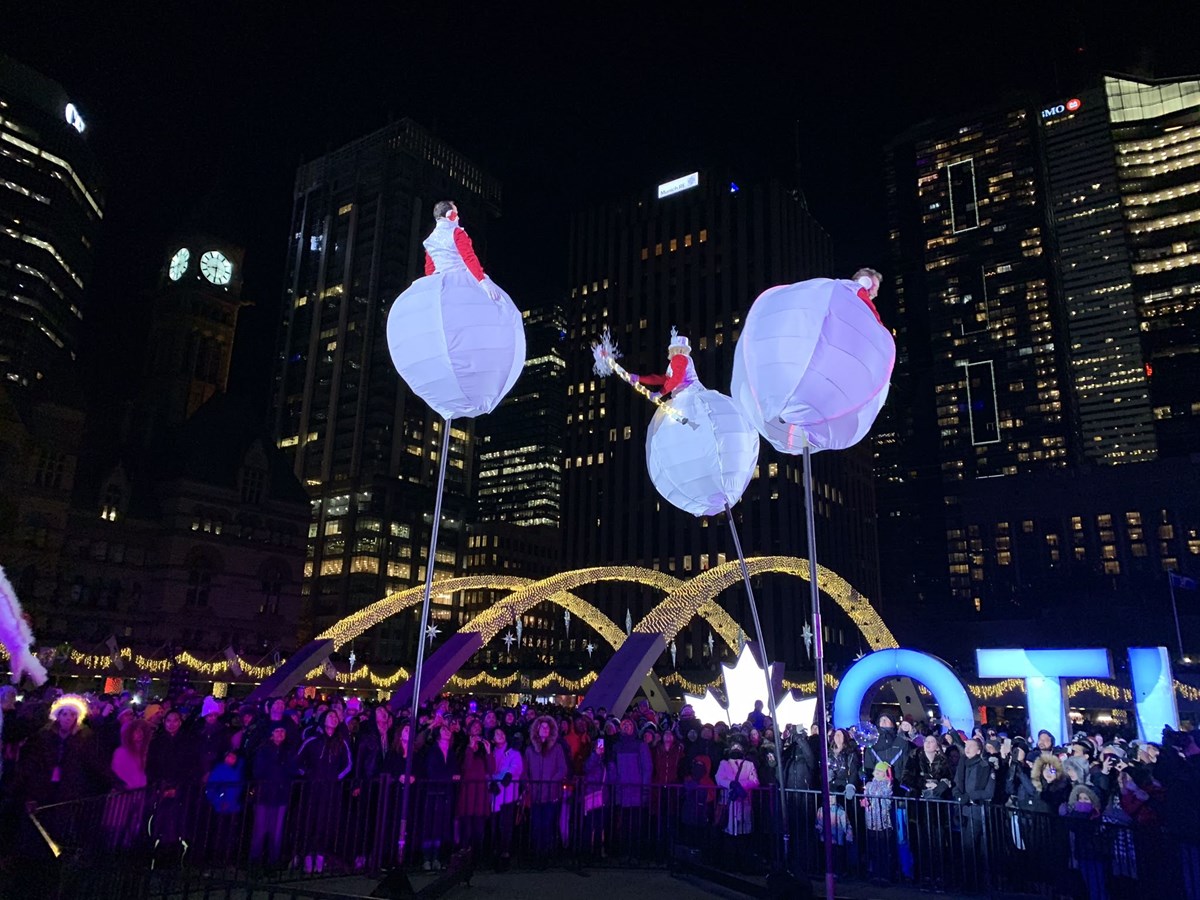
[[732, 278, 895, 454], [387, 269, 525, 419], [646, 388, 759, 517]]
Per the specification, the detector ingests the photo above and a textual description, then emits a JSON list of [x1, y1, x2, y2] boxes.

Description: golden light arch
[[634, 555, 900, 650]]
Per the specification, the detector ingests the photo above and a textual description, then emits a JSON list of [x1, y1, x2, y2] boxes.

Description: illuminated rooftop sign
[[657, 172, 699, 199], [1041, 97, 1082, 120]]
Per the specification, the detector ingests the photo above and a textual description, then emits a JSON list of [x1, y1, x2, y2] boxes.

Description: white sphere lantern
[[386, 270, 525, 419], [732, 277, 895, 454], [645, 388, 759, 517]]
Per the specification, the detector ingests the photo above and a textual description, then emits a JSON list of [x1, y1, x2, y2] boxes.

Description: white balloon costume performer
[[635, 331, 759, 517], [386, 202, 525, 419], [732, 270, 895, 453], [0, 565, 48, 779]]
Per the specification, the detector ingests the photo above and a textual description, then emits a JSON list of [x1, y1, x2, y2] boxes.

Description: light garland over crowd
[[5, 643, 1196, 706]]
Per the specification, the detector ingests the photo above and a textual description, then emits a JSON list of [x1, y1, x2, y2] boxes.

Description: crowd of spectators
[[0, 681, 1197, 896]]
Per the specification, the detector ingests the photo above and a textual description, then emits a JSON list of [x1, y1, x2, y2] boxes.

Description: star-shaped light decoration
[[502, 631, 516, 653], [348, 649, 357, 673], [706, 632, 715, 658], [425, 623, 440, 646], [585, 641, 596, 659], [683, 643, 816, 730], [801, 623, 814, 659]]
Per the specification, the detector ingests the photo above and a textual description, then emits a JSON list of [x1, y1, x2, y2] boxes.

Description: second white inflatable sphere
[[732, 278, 895, 454], [645, 388, 759, 517], [386, 269, 525, 420]]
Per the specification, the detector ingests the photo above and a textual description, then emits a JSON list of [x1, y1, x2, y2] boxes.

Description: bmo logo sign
[[1042, 97, 1082, 120]]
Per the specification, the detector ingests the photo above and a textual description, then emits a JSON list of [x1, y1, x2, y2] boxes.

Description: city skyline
[[4, 7, 1197, 411]]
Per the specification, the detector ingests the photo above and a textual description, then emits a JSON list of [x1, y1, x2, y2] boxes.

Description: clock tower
[[140, 235, 249, 434]]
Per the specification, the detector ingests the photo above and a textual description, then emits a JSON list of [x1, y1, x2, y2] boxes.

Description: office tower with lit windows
[[0, 54, 104, 391], [879, 103, 1075, 617], [272, 120, 501, 660], [561, 173, 882, 671], [880, 73, 1200, 622], [474, 303, 568, 528], [1041, 74, 1200, 460]]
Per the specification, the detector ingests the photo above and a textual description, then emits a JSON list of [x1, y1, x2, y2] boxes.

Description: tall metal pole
[[803, 441, 835, 900], [725, 503, 791, 870], [1169, 572, 1186, 662], [397, 418, 452, 862]]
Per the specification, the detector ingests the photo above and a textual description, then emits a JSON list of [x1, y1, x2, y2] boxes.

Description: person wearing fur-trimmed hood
[[523, 715, 567, 858]]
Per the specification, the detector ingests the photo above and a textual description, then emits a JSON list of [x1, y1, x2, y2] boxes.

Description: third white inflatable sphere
[[731, 277, 895, 454]]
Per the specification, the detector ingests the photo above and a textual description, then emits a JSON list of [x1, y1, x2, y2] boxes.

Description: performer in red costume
[[629, 329, 700, 401], [853, 267, 884, 324], [422, 201, 503, 301]]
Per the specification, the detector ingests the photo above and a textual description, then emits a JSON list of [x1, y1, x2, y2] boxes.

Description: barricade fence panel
[[9, 778, 1198, 897]]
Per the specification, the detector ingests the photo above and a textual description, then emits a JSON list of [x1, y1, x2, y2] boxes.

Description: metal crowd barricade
[[10, 775, 1198, 898]]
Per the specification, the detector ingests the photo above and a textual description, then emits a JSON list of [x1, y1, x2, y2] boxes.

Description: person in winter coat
[[680, 755, 717, 845], [456, 720, 493, 859], [954, 737, 996, 880], [581, 736, 611, 860], [488, 727, 522, 869], [1031, 751, 1071, 811], [827, 728, 861, 798], [861, 762, 895, 882], [715, 738, 759, 837], [523, 715, 568, 858], [609, 717, 652, 857], [296, 710, 352, 874], [103, 716, 153, 849], [146, 708, 204, 864], [204, 749, 245, 866], [249, 724, 294, 868], [866, 715, 913, 796], [907, 734, 953, 800], [17, 695, 110, 807], [195, 696, 231, 779], [416, 724, 460, 870]]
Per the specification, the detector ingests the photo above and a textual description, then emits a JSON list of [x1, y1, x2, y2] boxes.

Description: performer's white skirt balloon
[[732, 278, 895, 454], [387, 269, 526, 419], [646, 388, 760, 517]]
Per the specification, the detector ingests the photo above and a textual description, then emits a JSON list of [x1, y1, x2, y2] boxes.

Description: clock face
[[200, 250, 233, 285], [168, 247, 190, 281]]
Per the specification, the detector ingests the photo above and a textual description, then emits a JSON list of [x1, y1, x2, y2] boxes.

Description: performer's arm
[[660, 355, 690, 395], [634, 373, 668, 387], [452, 228, 487, 281], [424, 252, 435, 276], [856, 287, 883, 324]]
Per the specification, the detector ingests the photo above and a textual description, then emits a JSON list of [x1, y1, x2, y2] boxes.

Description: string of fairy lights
[[3, 556, 1197, 705], [6, 643, 1197, 704]]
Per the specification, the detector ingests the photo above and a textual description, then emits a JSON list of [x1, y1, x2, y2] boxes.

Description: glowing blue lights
[[1128, 647, 1180, 742], [832, 648, 975, 735], [976, 648, 1111, 743]]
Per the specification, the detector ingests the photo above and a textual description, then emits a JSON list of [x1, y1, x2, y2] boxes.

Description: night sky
[[3, 4, 1194, 413]]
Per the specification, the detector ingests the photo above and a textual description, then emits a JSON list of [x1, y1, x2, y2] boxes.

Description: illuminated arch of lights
[[635, 555, 900, 650]]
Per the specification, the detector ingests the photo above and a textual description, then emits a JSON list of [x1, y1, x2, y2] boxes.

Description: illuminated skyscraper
[[272, 120, 501, 659], [879, 104, 1072, 615], [561, 173, 881, 670], [0, 54, 104, 390], [880, 73, 1200, 620]]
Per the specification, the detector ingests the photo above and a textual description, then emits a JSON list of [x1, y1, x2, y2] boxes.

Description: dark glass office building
[[0, 54, 104, 390], [880, 73, 1200, 623], [561, 172, 882, 670], [272, 120, 501, 659]]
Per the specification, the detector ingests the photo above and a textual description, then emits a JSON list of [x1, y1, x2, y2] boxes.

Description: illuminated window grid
[[946, 157, 981, 234], [958, 359, 1002, 446]]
